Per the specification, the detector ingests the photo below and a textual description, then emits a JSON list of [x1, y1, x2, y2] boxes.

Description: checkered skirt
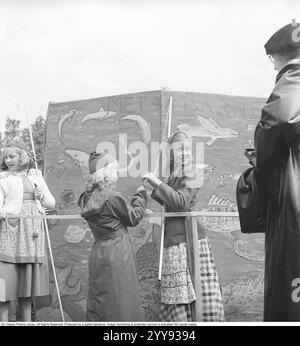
[[160, 237, 225, 322]]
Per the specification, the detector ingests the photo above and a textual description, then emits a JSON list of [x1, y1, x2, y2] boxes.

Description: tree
[[22, 116, 46, 169], [3, 117, 22, 146]]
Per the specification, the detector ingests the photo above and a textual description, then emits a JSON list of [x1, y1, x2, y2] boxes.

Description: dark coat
[[236, 166, 266, 234], [254, 62, 300, 321], [78, 187, 147, 321]]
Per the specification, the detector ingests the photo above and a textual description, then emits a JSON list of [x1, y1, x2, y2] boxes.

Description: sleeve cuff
[[151, 186, 164, 205]]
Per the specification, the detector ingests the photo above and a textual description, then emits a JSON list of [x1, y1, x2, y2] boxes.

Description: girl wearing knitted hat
[[0, 140, 55, 321], [142, 131, 224, 322], [78, 151, 147, 321]]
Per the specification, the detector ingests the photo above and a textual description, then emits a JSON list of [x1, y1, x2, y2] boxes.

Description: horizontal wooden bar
[[4, 211, 239, 220]]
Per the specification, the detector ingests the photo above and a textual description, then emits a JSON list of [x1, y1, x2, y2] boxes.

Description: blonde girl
[[78, 151, 147, 321], [0, 140, 55, 321]]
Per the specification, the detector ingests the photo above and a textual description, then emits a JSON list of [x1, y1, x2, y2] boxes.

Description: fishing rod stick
[[145, 96, 170, 279], [24, 100, 65, 322], [158, 97, 172, 281], [153, 101, 171, 176]]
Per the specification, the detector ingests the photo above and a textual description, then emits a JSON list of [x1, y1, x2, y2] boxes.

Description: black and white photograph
[[0, 0, 300, 329]]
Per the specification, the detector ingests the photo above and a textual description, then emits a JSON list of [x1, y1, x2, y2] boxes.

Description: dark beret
[[265, 20, 300, 55], [88, 151, 117, 174]]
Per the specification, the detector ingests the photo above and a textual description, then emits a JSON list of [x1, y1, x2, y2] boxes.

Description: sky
[[0, 0, 299, 131]]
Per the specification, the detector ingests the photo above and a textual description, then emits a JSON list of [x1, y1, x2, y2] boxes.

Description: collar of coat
[[78, 187, 113, 219], [167, 164, 201, 190], [276, 60, 300, 83]]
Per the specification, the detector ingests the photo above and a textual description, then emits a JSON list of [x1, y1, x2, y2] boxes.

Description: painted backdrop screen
[[42, 89, 265, 321]]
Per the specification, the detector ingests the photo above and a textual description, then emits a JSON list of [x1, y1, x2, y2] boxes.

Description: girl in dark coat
[[142, 131, 224, 322], [78, 151, 147, 321]]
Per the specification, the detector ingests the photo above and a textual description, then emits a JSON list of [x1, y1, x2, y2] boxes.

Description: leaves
[[0, 116, 46, 169], [3, 117, 21, 146]]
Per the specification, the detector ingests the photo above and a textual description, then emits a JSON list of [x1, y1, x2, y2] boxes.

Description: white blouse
[[0, 168, 55, 216]]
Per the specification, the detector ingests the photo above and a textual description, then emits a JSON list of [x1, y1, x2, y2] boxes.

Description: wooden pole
[[24, 101, 65, 323], [191, 215, 203, 321], [158, 97, 172, 281]]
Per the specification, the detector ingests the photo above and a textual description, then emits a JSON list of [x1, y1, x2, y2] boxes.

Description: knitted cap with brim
[[6, 140, 29, 152], [88, 151, 117, 174], [265, 21, 300, 55], [168, 131, 191, 144], [5, 140, 36, 161]]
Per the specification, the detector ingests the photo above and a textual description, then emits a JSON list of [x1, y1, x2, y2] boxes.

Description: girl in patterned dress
[[142, 131, 225, 322], [0, 140, 55, 321]]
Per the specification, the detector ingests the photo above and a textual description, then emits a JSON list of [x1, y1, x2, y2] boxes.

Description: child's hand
[[142, 180, 154, 191], [136, 185, 146, 192], [34, 187, 45, 202], [136, 185, 152, 200], [146, 190, 152, 199], [142, 172, 162, 188], [244, 149, 257, 167], [0, 210, 6, 219]]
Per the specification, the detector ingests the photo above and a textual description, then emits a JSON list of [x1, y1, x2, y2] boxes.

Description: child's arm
[[151, 189, 164, 205], [33, 170, 56, 208], [151, 173, 201, 212], [144, 171, 201, 211], [142, 172, 164, 205], [109, 189, 147, 227]]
